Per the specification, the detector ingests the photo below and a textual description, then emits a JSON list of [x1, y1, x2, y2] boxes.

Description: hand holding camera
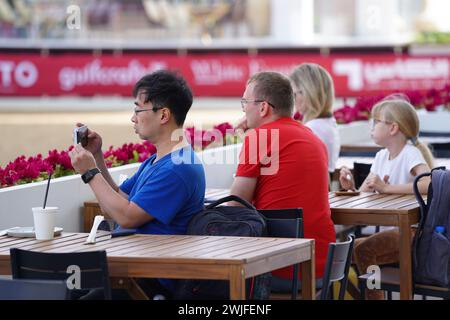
[[73, 125, 88, 147], [73, 123, 103, 157]]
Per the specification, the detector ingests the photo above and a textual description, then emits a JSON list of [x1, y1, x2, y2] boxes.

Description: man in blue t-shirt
[[69, 70, 205, 299]]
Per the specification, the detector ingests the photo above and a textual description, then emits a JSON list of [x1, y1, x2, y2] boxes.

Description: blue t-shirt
[[119, 146, 205, 235]]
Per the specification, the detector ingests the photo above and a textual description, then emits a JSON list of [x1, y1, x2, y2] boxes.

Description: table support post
[[302, 240, 316, 300], [229, 266, 246, 300], [398, 215, 413, 300]]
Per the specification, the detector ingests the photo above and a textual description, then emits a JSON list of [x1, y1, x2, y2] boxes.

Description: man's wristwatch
[[81, 168, 101, 184]]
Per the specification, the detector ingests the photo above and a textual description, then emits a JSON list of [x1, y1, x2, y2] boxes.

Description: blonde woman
[[339, 96, 434, 299], [289, 63, 340, 173]]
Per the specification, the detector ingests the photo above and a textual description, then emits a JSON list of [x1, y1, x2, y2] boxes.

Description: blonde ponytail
[[413, 139, 435, 169]]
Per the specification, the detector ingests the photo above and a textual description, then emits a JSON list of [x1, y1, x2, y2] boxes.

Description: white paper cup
[[32, 207, 58, 240]]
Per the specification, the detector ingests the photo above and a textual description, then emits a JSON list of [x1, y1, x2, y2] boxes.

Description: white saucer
[[7, 227, 63, 238]]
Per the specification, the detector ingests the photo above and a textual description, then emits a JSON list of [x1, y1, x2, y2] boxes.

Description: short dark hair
[[132, 70, 193, 126], [247, 72, 294, 117]]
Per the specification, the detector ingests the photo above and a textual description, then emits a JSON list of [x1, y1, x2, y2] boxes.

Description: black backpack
[[412, 167, 450, 287], [174, 195, 270, 300]]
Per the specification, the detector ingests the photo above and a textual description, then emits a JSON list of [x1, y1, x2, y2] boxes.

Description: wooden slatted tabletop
[[329, 191, 422, 300], [0, 233, 315, 300]]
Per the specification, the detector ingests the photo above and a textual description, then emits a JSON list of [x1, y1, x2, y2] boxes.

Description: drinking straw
[[43, 173, 52, 209]]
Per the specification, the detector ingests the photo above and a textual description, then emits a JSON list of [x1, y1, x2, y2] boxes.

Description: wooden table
[[329, 192, 421, 300], [0, 233, 315, 300]]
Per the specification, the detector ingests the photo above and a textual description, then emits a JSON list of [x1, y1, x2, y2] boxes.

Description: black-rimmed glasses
[[240, 99, 276, 109], [133, 102, 164, 115], [133, 107, 163, 115]]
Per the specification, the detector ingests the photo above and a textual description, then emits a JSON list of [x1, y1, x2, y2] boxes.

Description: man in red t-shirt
[[230, 71, 336, 291]]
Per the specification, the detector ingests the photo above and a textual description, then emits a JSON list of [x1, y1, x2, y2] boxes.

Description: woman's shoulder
[[306, 117, 338, 132]]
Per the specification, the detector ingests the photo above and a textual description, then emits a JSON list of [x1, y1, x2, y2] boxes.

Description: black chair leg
[[359, 283, 366, 300], [387, 291, 392, 300], [291, 264, 299, 300]]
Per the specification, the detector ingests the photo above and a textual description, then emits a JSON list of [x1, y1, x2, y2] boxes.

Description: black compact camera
[[73, 125, 88, 147]]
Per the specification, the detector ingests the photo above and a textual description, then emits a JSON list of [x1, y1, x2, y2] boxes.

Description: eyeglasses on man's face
[[240, 98, 276, 109], [133, 102, 164, 116]]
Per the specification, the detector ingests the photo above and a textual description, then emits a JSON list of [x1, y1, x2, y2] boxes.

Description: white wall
[[338, 121, 371, 144], [199, 143, 241, 189], [418, 111, 450, 134], [0, 164, 140, 232]]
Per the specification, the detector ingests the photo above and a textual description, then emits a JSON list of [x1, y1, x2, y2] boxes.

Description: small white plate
[[7, 227, 63, 238]]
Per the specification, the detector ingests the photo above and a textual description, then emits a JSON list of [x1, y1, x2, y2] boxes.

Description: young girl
[[289, 63, 340, 174], [339, 97, 434, 300]]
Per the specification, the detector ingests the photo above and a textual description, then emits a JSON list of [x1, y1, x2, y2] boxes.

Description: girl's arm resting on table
[[383, 164, 431, 194], [359, 173, 376, 192]]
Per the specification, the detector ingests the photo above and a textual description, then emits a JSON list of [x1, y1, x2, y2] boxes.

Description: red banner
[[1, 53, 449, 97]]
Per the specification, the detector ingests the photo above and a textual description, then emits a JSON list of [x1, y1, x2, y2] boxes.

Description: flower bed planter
[[0, 144, 242, 232], [0, 122, 370, 232]]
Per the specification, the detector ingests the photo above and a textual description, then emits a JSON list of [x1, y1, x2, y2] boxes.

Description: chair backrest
[[320, 235, 355, 300], [0, 278, 69, 300], [353, 162, 371, 189], [430, 142, 450, 158], [258, 208, 303, 300], [258, 208, 304, 238], [10, 248, 111, 300]]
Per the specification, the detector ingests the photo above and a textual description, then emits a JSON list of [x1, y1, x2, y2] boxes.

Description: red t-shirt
[[236, 117, 335, 278]]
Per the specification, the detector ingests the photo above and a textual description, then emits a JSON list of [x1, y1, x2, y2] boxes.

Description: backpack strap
[[206, 195, 256, 210], [413, 171, 431, 228]]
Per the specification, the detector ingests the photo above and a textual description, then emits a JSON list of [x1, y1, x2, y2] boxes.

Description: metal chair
[[10, 248, 111, 300], [319, 235, 355, 300], [352, 162, 380, 236], [430, 142, 450, 158], [258, 208, 303, 300], [353, 162, 371, 190], [0, 278, 69, 300]]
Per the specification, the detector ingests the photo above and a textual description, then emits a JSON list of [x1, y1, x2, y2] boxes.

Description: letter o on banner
[[15, 61, 38, 88]]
